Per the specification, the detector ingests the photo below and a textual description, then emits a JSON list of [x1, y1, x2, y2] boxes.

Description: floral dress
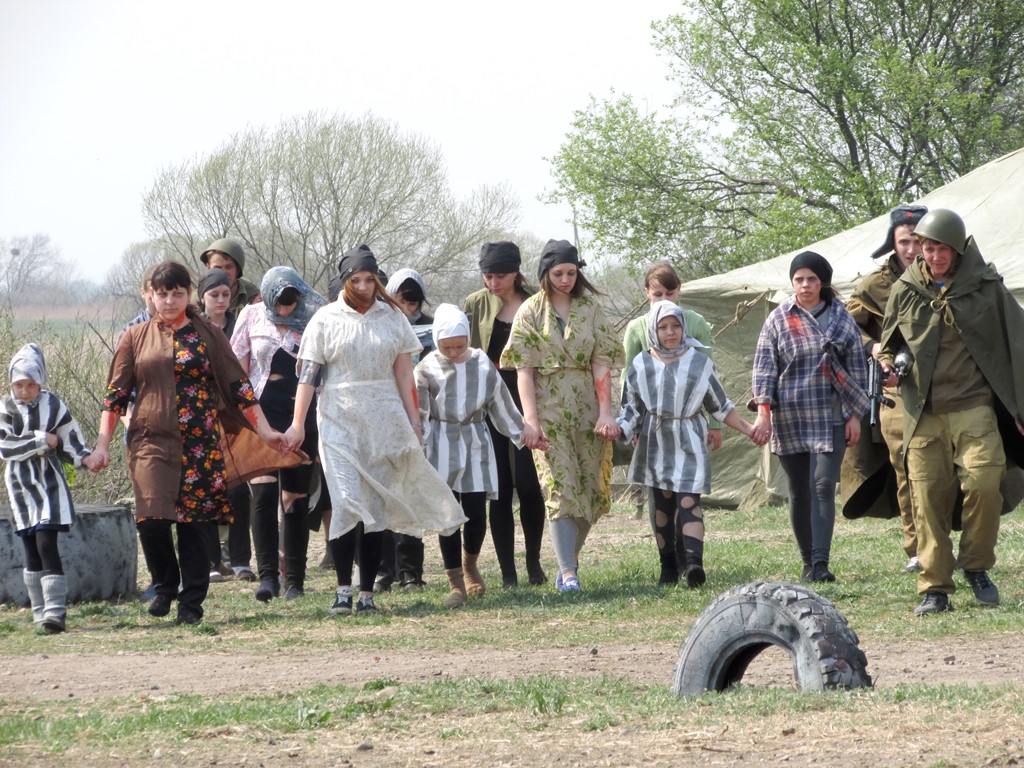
[[105, 324, 257, 523], [500, 292, 623, 522]]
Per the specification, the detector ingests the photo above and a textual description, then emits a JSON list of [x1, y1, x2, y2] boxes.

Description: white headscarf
[[431, 303, 471, 351], [646, 301, 706, 359], [9, 342, 46, 388]]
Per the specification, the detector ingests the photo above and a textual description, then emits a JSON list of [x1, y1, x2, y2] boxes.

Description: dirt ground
[[4, 634, 1024, 768]]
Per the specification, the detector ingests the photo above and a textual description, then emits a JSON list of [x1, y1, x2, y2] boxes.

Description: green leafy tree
[[550, 0, 1024, 276]]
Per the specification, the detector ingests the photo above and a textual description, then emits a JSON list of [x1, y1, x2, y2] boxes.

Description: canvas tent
[[676, 147, 1024, 509]]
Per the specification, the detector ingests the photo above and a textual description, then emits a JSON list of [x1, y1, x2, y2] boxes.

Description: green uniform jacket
[[846, 256, 901, 354], [880, 239, 1024, 446], [462, 285, 535, 359]]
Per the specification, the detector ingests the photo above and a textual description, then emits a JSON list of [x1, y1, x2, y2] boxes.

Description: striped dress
[[617, 349, 734, 494], [414, 348, 524, 498], [0, 391, 91, 533]]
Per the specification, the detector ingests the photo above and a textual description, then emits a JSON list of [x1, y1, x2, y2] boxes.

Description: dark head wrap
[[338, 244, 379, 284], [260, 266, 326, 333], [789, 250, 833, 285], [870, 205, 929, 259], [537, 239, 585, 281], [479, 241, 522, 273], [328, 273, 344, 303], [197, 268, 231, 301]]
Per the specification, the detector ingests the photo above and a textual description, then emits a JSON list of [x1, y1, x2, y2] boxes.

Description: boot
[[22, 569, 44, 628], [251, 482, 281, 601], [525, 554, 547, 586], [443, 567, 468, 609], [283, 498, 310, 600], [40, 573, 67, 634], [462, 552, 485, 597]]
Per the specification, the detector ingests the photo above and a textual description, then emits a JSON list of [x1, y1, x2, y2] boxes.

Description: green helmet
[[200, 238, 246, 277], [914, 209, 967, 254]]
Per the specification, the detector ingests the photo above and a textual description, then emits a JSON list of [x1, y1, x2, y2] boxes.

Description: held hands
[[593, 414, 621, 441], [281, 424, 305, 454], [751, 412, 772, 446], [522, 419, 550, 451], [45, 433, 58, 450], [81, 451, 106, 473]]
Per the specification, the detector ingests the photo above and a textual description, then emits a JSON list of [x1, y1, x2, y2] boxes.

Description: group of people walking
[[4, 205, 1023, 631]]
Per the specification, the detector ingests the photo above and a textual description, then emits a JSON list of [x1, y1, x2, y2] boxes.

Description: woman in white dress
[[285, 245, 465, 616]]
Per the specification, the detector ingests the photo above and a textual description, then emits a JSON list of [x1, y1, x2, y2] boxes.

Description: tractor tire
[[671, 580, 871, 697]]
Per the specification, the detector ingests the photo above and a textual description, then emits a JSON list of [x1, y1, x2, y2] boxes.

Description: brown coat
[[107, 306, 301, 521]]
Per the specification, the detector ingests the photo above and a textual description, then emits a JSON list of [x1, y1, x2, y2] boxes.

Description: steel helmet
[[913, 209, 967, 254], [200, 238, 247, 277]]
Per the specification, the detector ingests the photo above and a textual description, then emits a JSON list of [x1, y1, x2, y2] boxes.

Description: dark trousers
[[376, 530, 425, 587], [489, 420, 546, 581], [137, 519, 209, 619]]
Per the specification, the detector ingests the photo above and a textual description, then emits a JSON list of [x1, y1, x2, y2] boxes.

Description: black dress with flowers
[[105, 323, 258, 524]]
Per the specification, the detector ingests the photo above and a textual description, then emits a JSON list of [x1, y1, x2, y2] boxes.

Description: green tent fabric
[[676, 147, 1024, 509]]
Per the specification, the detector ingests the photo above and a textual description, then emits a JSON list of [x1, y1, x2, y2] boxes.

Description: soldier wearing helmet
[[879, 209, 1024, 616], [200, 238, 261, 313], [843, 205, 928, 574]]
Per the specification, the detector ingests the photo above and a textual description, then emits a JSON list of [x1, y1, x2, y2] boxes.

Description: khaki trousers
[[906, 406, 1005, 596], [879, 392, 915, 557]]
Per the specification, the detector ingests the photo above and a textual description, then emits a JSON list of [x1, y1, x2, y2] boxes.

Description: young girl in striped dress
[[1, 344, 98, 633], [415, 304, 540, 607], [615, 302, 761, 588]]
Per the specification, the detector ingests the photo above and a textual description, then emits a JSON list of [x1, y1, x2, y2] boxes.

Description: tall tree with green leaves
[[549, 0, 1024, 277]]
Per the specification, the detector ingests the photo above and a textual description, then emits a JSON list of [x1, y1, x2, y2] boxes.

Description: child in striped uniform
[[615, 302, 761, 588], [1, 343, 99, 632], [415, 304, 543, 607]]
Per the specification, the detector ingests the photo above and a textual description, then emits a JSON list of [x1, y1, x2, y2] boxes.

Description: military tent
[[678, 147, 1024, 509]]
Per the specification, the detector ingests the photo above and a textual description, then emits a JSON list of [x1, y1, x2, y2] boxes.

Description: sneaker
[[140, 583, 157, 602], [356, 595, 377, 614], [373, 579, 392, 594], [558, 575, 581, 593], [914, 591, 953, 616], [903, 556, 921, 573], [209, 569, 225, 584], [964, 570, 1000, 605], [233, 566, 257, 582], [255, 579, 279, 603], [330, 587, 353, 616], [401, 581, 424, 594]]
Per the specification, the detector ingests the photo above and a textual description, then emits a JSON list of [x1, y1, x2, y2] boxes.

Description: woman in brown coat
[[91, 261, 293, 625]]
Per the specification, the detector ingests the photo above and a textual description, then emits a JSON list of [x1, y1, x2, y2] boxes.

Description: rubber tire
[[671, 580, 872, 697]]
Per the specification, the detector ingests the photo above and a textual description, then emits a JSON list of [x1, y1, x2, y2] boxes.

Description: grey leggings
[[778, 424, 847, 566], [549, 517, 593, 573]]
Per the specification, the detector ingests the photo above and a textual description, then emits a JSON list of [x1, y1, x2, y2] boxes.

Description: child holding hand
[[415, 304, 544, 607], [616, 302, 763, 588], [1, 343, 99, 633]]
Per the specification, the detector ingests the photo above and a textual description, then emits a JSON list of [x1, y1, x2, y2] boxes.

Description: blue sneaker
[[558, 575, 581, 593]]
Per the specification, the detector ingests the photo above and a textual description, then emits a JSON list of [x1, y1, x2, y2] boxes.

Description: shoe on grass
[[148, 594, 173, 618], [356, 595, 377, 614], [903, 556, 921, 573], [558, 575, 581, 593], [255, 579, 279, 603], [914, 591, 953, 616], [685, 564, 706, 589], [964, 570, 999, 605], [330, 587, 353, 616], [233, 566, 257, 582]]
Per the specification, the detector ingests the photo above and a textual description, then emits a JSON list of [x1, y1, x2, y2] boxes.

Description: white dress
[[298, 300, 466, 539], [414, 348, 524, 498]]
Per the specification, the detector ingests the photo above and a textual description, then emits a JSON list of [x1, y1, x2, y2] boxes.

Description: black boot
[[250, 482, 280, 602], [283, 498, 310, 600]]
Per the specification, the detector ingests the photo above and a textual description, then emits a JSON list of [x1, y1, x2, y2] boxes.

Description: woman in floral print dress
[[500, 239, 623, 592], [91, 261, 292, 626]]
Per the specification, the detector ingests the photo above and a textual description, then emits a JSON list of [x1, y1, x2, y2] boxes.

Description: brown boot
[[462, 552, 485, 597], [443, 568, 468, 609]]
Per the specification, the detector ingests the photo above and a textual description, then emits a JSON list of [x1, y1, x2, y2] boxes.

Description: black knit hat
[[789, 250, 833, 285], [870, 205, 929, 259], [537, 239, 585, 281]]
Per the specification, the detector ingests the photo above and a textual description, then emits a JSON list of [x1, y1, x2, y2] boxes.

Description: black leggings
[[21, 529, 62, 574], [649, 489, 704, 572], [331, 524, 383, 593], [489, 421, 545, 577], [778, 424, 847, 566], [438, 491, 488, 570]]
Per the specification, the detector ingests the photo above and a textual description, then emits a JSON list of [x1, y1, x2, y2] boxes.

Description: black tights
[[438, 491, 488, 570], [489, 422, 546, 580], [650, 489, 704, 574], [331, 524, 383, 593], [21, 529, 63, 574]]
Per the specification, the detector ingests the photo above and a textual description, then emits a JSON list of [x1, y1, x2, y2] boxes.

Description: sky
[[0, 0, 681, 282]]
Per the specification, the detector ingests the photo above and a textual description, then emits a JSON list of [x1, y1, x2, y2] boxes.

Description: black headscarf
[[197, 268, 231, 301], [338, 244, 379, 284], [789, 250, 833, 284], [479, 241, 521, 273], [537, 239, 585, 281]]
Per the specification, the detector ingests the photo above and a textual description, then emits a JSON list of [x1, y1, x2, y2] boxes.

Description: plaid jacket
[[752, 297, 869, 455]]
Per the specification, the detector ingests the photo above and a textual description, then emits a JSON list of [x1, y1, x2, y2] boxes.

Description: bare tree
[[141, 112, 521, 296], [0, 234, 78, 306]]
